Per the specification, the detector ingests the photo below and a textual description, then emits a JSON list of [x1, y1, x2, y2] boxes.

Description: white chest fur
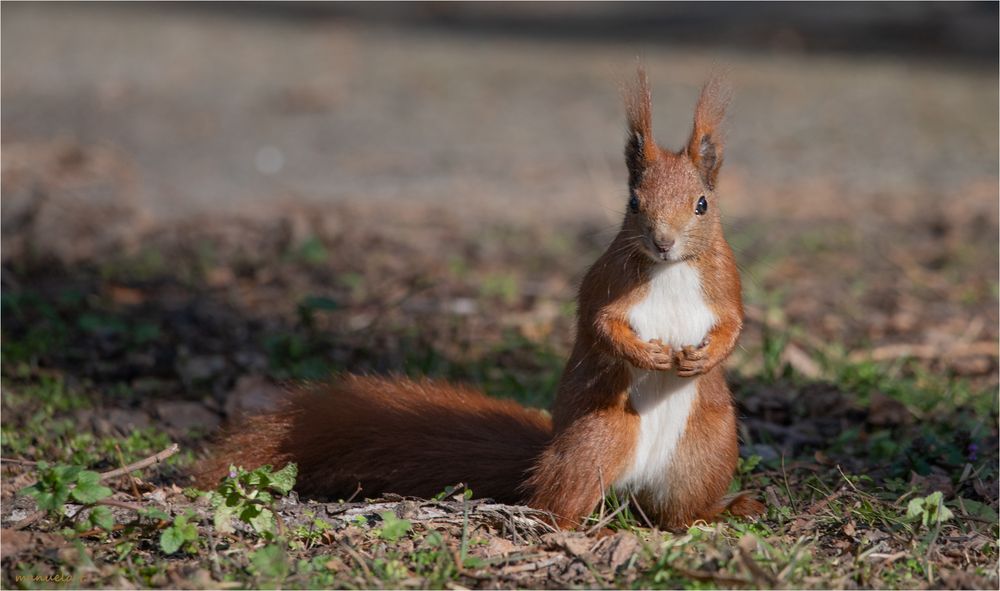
[[627, 262, 715, 348], [616, 262, 716, 500]]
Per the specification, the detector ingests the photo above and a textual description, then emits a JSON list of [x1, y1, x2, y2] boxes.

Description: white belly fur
[[615, 262, 716, 502]]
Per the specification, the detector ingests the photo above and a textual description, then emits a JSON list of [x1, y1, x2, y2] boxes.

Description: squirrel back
[[195, 374, 552, 502]]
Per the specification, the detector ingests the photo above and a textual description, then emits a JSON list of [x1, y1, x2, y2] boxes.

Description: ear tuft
[[624, 65, 654, 189], [687, 73, 731, 190]]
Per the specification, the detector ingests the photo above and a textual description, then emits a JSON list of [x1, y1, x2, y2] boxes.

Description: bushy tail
[[194, 375, 553, 503]]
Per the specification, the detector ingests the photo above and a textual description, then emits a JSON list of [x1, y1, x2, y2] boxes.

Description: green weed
[[159, 510, 200, 555], [210, 463, 298, 540]]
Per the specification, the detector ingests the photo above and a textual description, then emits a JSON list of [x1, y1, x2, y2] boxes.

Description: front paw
[[674, 340, 711, 377], [634, 338, 673, 371]]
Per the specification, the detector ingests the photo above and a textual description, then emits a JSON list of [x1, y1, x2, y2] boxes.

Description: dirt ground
[[1, 3, 997, 589]]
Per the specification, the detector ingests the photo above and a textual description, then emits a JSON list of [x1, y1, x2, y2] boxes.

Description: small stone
[[868, 392, 910, 426], [7, 508, 31, 523], [104, 408, 152, 433], [177, 355, 227, 385], [155, 401, 220, 432], [143, 489, 167, 504], [742, 443, 780, 462], [448, 298, 477, 316], [224, 375, 285, 420]]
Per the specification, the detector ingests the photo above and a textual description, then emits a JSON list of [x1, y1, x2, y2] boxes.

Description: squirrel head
[[622, 68, 730, 264]]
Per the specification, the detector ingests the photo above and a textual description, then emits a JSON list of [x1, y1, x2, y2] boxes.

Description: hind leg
[[648, 370, 744, 529], [524, 408, 639, 529]]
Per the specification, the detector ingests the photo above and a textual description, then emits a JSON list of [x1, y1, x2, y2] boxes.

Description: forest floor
[[2, 4, 998, 589], [1, 148, 997, 588]]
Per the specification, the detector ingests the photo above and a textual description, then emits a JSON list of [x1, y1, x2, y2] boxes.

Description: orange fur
[[195, 375, 551, 502], [196, 68, 764, 529], [645, 368, 740, 527]]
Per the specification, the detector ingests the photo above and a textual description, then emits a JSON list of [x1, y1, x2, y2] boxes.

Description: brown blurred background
[[3, 2, 997, 228]]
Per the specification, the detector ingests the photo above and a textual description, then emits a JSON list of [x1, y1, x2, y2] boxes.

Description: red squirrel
[[197, 68, 764, 529]]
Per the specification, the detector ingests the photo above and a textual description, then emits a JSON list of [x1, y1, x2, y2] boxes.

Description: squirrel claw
[[674, 342, 711, 376], [650, 359, 674, 371], [637, 338, 673, 371], [680, 344, 708, 361]]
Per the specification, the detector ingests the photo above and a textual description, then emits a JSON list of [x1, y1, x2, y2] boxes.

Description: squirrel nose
[[654, 237, 675, 254]]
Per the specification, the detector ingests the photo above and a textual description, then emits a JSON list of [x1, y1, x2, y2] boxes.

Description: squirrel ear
[[686, 75, 731, 190], [624, 66, 655, 189]]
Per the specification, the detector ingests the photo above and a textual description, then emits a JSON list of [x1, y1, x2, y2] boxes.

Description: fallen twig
[[14, 498, 146, 531], [10, 453, 165, 532], [501, 556, 562, 575], [114, 442, 143, 499], [344, 482, 363, 503], [674, 566, 754, 587], [782, 342, 823, 378], [868, 550, 908, 579], [781, 454, 798, 514], [99, 443, 179, 481], [0, 457, 38, 466], [96, 498, 145, 512], [849, 341, 998, 363], [585, 499, 629, 535], [76, 523, 128, 537], [628, 491, 656, 530]]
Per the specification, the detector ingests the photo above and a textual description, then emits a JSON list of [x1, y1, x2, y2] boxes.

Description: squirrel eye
[[629, 194, 640, 214], [695, 195, 708, 215]]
